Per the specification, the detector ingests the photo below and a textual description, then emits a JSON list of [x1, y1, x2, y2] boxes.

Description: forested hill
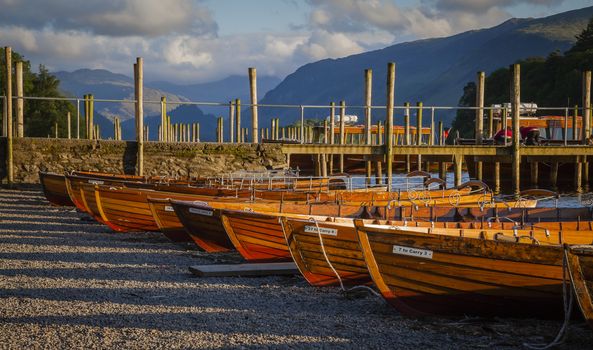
[[259, 6, 593, 127]]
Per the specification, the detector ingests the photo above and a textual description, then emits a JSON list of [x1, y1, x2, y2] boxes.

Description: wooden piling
[[364, 68, 373, 183], [488, 109, 494, 138], [550, 162, 559, 190], [89, 95, 94, 140], [55, 121, 58, 138], [576, 161, 583, 193], [275, 118, 280, 140], [329, 102, 335, 174], [84, 94, 89, 139], [248, 67, 258, 143], [385, 62, 395, 191], [67, 112, 71, 139], [511, 64, 521, 196], [494, 162, 501, 194], [339, 100, 346, 173], [454, 154, 463, 187], [228, 101, 234, 143], [135, 58, 144, 176], [574, 105, 579, 140], [416, 102, 423, 171], [404, 105, 410, 172], [376, 120, 383, 184], [583, 71, 591, 143], [196, 123, 200, 142], [235, 99, 241, 143], [5, 47, 13, 184], [476, 71, 485, 181], [438, 120, 444, 181], [160, 96, 166, 142], [530, 162, 538, 187], [15, 61, 23, 138]]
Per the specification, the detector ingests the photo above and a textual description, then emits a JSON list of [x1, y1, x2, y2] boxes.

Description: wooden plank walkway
[[189, 262, 298, 277]]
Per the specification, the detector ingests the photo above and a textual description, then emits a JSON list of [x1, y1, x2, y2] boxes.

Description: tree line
[[452, 16, 593, 138]]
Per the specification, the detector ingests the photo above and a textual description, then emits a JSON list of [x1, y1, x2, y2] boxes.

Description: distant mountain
[[259, 6, 593, 126], [54, 69, 281, 125], [148, 75, 281, 115], [120, 104, 219, 141], [54, 69, 188, 121]]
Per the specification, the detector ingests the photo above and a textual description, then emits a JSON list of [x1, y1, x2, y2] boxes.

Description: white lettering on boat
[[189, 207, 213, 216], [192, 201, 209, 206], [88, 180, 104, 185], [164, 205, 174, 212], [392, 245, 433, 259], [304, 225, 337, 236]]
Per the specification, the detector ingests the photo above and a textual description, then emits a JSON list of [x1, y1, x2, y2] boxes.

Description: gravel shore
[[1, 187, 592, 349]]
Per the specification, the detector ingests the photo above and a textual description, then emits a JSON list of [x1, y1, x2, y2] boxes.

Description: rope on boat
[[309, 218, 382, 299], [523, 251, 573, 350]]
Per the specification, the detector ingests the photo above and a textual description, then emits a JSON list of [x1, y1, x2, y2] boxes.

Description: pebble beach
[[1, 187, 592, 349]]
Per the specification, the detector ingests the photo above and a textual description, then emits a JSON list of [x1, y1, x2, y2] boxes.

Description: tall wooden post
[[475, 71, 485, 180], [248, 68, 258, 143], [89, 95, 94, 140], [404, 103, 410, 173], [487, 109, 494, 138], [84, 94, 89, 139], [160, 96, 166, 142], [135, 58, 144, 176], [67, 112, 71, 139], [511, 64, 521, 196], [228, 100, 235, 143], [364, 68, 373, 183], [574, 105, 579, 140], [5, 47, 13, 184], [329, 102, 335, 174], [275, 118, 280, 140], [339, 100, 346, 173], [15, 61, 23, 137], [376, 120, 383, 184], [416, 102, 423, 171], [235, 99, 241, 143], [385, 62, 395, 191], [583, 71, 591, 143], [583, 71, 592, 188]]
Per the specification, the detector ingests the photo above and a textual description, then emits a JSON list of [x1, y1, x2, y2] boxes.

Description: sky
[[0, 0, 590, 84]]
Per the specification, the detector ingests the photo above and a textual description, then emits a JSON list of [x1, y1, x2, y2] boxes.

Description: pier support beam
[[530, 162, 538, 188], [494, 162, 501, 194], [385, 62, 395, 191], [376, 120, 383, 184], [235, 99, 241, 143], [576, 161, 583, 193], [511, 64, 521, 196], [454, 155, 463, 187], [550, 162, 559, 190]]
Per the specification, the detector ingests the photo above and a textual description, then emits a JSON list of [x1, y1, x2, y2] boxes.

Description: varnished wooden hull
[[282, 217, 370, 287], [221, 210, 291, 262], [171, 202, 234, 252], [565, 245, 593, 330], [96, 186, 160, 232], [39, 172, 74, 206], [147, 198, 193, 242], [355, 222, 567, 318]]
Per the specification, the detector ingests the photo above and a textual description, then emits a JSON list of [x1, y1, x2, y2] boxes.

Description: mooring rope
[[309, 218, 382, 298], [523, 250, 573, 350]]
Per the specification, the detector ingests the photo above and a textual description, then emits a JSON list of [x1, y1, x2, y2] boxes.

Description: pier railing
[[1, 47, 591, 194]]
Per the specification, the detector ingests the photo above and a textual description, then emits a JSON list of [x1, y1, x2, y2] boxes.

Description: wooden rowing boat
[[173, 200, 372, 253], [281, 216, 371, 286], [565, 245, 593, 330], [39, 171, 74, 206], [353, 221, 593, 318], [146, 197, 193, 242]]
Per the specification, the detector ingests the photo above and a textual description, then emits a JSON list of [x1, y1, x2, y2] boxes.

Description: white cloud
[[0, 0, 217, 37]]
